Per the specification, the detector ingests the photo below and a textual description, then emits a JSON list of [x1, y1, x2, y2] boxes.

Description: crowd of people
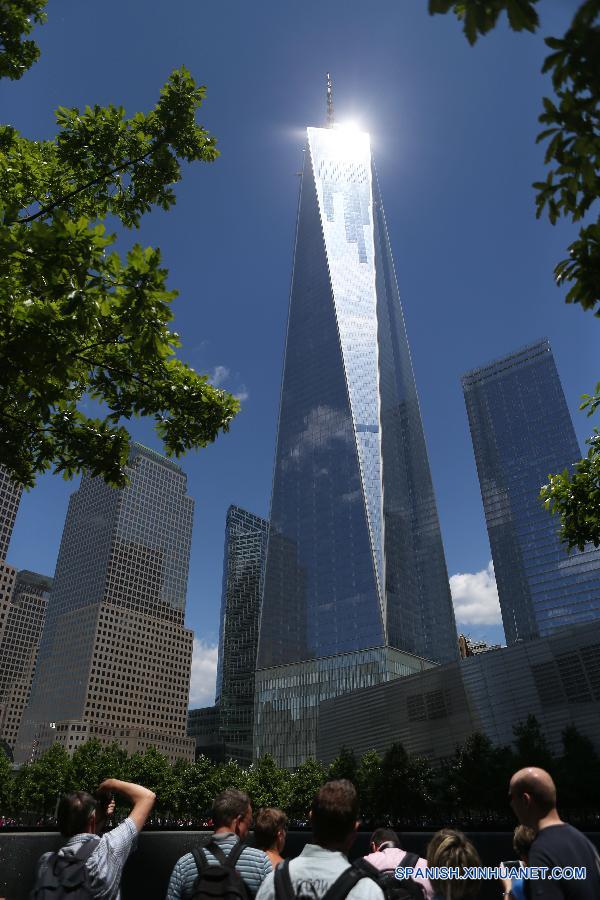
[[27, 767, 600, 900]]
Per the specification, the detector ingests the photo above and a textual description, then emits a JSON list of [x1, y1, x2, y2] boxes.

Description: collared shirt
[[166, 832, 272, 900], [362, 847, 434, 900], [35, 817, 138, 900], [255, 843, 385, 900]]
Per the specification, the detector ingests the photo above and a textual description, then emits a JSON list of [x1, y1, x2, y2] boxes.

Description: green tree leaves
[[0, 721, 596, 823], [0, 11, 238, 487], [0, 1, 47, 80], [428, 1, 539, 46]]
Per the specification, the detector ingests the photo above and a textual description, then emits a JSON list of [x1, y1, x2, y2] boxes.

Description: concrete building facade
[[15, 444, 195, 764], [0, 570, 52, 753]]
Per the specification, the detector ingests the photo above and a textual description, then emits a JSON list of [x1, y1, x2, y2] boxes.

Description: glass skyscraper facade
[[255, 125, 457, 766], [215, 505, 268, 764], [462, 339, 600, 645], [15, 443, 195, 763]]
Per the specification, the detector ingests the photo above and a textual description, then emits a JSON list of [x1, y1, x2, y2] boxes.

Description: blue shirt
[[166, 832, 272, 900]]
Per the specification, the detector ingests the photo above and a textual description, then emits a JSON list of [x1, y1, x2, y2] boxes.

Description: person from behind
[[362, 828, 433, 900], [254, 808, 288, 869], [166, 788, 272, 900], [500, 825, 535, 900], [509, 766, 600, 899], [255, 779, 384, 900], [425, 829, 481, 900], [31, 777, 156, 900]]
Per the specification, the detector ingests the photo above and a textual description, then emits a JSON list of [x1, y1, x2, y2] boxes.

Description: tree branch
[[12, 141, 164, 225]]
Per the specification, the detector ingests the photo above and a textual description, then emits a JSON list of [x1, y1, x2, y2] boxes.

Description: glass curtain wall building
[[462, 339, 600, 645], [255, 124, 457, 767], [215, 505, 268, 764], [15, 443, 195, 763]]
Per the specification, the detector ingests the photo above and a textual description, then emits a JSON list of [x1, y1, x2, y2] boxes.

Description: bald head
[[510, 768, 558, 827]]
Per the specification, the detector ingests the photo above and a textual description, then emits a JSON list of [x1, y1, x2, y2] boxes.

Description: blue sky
[[2, 0, 594, 705]]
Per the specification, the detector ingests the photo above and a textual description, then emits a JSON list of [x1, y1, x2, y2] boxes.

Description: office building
[[458, 634, 502, 658], [462, 339, 600, 645], [318, 619, 600, 765], [187, 706, 225, 763], [0, 570, 52, 752], [0, 466, 22, 562], [15, 443, 195, 763], [216, 505, 268, 763], [255, 113, 457, 766]]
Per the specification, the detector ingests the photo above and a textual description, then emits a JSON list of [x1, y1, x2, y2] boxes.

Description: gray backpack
[[30, 839, 99, 899]]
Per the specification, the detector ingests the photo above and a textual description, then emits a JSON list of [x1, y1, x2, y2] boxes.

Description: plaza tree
[[2, 720, 600, 824], [0, 1, 238, 489], [328, 746, 358, 784], [512, 714, 555, 773], [441, 732, 514, 816], [429, 1, 600, 549], [246, 754, 291, 811], [286, 758, 327, 821]]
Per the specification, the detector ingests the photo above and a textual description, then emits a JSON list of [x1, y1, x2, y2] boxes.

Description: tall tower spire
[[326, 72, 334, 127]]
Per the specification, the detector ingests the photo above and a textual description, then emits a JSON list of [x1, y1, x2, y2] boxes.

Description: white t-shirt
[[256, 843, 385, 900]]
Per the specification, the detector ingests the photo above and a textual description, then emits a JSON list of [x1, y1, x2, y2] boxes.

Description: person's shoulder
[[256, 868, 276, 897], [350, 872, 385, 900], [173, 850, 197, 869], [240, 845, 271, 865], [101, 816, 137, 850]]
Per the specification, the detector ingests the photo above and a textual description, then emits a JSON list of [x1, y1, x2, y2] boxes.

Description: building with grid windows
[[0, 466, 22, 563], [0, 570, 52, 753], [462, 339, 600, 645], [255, 122, 457, 767], [15, 443, 195, 763], [215, 505, 268, 763]]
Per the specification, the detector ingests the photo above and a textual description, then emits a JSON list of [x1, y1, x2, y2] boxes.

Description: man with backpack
[[31, 776, 156, 899], [166, 788, 272, 900], [361, 828, 432, 900], [255, 780, 384, 900]]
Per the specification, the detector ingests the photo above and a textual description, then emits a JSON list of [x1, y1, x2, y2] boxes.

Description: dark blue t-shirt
[[525, 823, 600, 899]]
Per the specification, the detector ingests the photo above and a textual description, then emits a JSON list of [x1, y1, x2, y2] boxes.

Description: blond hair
[[426, 829, 481, 899]]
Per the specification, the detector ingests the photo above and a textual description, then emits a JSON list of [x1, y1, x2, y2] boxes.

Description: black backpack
[[366, 852, 426, 900], [30, 839, 99, 899], [274, 857, 379, 900], [191, 839, 252, 900]]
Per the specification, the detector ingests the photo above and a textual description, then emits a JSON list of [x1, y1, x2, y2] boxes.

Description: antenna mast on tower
[[326, 73, 334, 127]]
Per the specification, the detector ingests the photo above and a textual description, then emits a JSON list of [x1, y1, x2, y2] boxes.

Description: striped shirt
[[166, 832, 272, 900], [35, 817, 138, 900]]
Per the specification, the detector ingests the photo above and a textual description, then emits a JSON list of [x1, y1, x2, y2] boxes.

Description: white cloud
[[234, 385, 249, 403], [450, 560, 502, 626], [209, 365, 230, 387], [208, 366, 249, 402], [189, 639, 219, 708]]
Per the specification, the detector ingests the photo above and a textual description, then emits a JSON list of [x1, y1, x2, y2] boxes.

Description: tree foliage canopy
[[1, 719, 596, 823], [0, 1, 238, 487], [429, 0, 600, 550]]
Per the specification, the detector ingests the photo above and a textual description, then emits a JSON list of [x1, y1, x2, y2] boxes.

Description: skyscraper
[[15, 443, 195, 763], [0, 466, 23, 562], [255, 121, 457, 766], [462, 339, 600, 645], [0, 570, 52, 753], [216, 505, 268, 764]]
